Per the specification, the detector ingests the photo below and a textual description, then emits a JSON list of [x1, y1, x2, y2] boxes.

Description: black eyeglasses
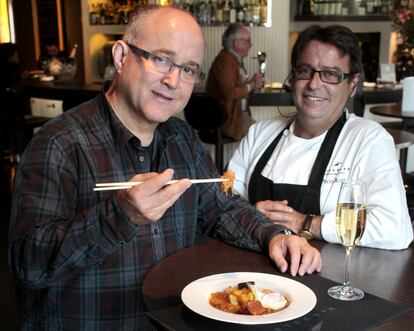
[[126, 43, 205, 83], [292, 66, 356, 84]]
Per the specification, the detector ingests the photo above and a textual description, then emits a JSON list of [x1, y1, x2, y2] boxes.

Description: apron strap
[[308, 112, 347, 189], [248, 122, 292, 202]]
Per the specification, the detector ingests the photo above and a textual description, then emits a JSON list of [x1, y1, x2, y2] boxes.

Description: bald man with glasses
[[228, 24, 413, 251], [9, 7, 321, 331]]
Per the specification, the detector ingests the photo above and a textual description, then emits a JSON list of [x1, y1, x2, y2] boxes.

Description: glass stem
[[343, 248, 352, 288]]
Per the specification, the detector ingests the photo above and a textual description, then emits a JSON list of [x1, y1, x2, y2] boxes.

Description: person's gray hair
[[222, 23, 246, 50]]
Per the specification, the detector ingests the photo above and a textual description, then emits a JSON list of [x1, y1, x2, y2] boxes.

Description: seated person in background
[[38, 38, 68, 74], [228, 24, 413, 250], [0, 43, 28, 120], [0, 42, 26, 87], [9, 6, 321, 330], [206, 23, 263, 140]]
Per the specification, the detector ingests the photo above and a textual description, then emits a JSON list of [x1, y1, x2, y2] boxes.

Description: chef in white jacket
[[228, 24, 413, 250]]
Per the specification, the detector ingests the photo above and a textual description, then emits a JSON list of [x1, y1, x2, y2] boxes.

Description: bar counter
[[21, 80, 403, 110]]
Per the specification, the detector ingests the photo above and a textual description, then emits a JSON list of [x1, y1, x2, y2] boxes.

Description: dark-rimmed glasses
[[292, 66, 356, 84], [126, 43, 205, 83]]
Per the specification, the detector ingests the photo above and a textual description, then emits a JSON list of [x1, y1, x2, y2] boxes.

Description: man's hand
[[269, 234, 322, 276], [255, 200, 306, 234], [255, 200, 323, 239], [248, 73, 264, 91], [115, 169, 192, 226]]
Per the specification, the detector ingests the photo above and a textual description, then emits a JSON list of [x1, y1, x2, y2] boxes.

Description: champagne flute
[[328, 180, 366, 301]]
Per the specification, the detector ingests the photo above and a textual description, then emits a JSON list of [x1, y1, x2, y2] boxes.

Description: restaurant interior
[[1, 0, 414, 329]]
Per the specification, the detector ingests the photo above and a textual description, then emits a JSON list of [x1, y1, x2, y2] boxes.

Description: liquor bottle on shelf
[[358, 0, 367, 15], [216, 0, 223, 24], [197, 1, 208, 25], [379, 0, 389, 14], [313, 0, 321, 16], [250, 0, 256, 25], [89, 3, 100, 25], [205, 0, 212, 24], [210, 0, 217, 24], [349, 0, 359, 15], [68, 44, 78, 64], [244, 0, 252, 24], [328, 0, 336, 15], [223, 0, 230, 24], [302, 0, 313, 15], [335, 0, 343, 15], [237, 0, 245, 22], [366, 0, 375, 14], [229, 1, 236, 23], [321, 0, 329, 16], [341, 0, 349, 15], [260, 0, 267, 24], [252, 0, 260, 25]]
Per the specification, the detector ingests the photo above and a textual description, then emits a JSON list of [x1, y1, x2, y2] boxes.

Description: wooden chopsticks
[[93, 178, 229, 191]]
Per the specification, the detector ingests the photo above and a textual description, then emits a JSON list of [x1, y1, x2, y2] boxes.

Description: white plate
[[181, 272, 316, 325]]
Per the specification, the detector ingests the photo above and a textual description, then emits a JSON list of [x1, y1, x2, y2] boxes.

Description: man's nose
[[308, 71, 323, 88], [162, 65, 180, 88]]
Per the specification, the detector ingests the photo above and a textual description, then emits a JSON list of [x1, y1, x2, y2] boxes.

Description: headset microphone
[[276, 72, 296, 118]]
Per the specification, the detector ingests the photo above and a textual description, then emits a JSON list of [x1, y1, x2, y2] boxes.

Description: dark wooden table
[[370, 104, 414, 128], [370, 105, 414, 175], [385, 128, 414, 174], [142, 238, 414, 330], [363, 86, 402, 104]]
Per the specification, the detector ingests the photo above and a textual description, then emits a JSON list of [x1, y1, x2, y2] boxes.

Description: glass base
[[327, 285, 364, 301]]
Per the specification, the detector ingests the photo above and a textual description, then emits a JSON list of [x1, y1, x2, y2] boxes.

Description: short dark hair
[[291, 25, 363, 76]]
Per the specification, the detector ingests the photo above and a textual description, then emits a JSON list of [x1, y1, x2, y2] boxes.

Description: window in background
[[0, 0, 15, 43]]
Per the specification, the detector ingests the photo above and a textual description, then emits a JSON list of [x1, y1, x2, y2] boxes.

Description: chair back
[[184, 93, 228, 131], [352, 94, 365, 117]]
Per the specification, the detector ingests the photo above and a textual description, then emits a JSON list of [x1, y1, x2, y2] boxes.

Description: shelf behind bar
[[294, 15, 391, 22]]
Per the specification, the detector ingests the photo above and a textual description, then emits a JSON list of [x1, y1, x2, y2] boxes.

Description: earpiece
[[282, 72, 292, 92]]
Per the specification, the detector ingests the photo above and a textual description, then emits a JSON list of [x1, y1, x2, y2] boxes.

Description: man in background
[[206, 23, 263, 140]]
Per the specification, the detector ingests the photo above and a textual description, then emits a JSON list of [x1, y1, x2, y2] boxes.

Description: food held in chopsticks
[[209, 281, 289, 315], [220, 170, 235, 196]]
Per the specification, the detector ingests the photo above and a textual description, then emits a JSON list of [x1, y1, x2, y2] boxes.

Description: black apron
[[248, 112, 347, 215]]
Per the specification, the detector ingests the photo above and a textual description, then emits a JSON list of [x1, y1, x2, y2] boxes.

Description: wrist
[[299, 214, 315, 240]]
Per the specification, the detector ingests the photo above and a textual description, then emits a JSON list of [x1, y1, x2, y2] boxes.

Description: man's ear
[[349, 73, 361, 98], [112, 40, 127, 73]]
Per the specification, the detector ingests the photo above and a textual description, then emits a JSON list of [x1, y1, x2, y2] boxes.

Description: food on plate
[[209, 281, 289, 315], [220, 170, 235, 196]]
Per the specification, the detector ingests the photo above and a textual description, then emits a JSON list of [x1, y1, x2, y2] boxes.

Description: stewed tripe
[[220, 170, 235, 196], [209, 281, 289, 315]]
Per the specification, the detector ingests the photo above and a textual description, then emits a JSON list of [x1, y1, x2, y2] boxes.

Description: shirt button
[[120, 240, 126, 245], [139, 156, 145, 162], [153, 229, 159, 234]]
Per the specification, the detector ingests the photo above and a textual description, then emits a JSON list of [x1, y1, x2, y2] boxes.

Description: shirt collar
[[228, 48, 243, 65], [100, 82, 179, 150]]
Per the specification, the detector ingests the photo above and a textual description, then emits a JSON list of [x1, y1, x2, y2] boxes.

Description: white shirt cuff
[[320, 210, 341, 244]]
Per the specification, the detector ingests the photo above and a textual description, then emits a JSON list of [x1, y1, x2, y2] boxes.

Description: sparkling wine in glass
[[328, 180, 366, 301]]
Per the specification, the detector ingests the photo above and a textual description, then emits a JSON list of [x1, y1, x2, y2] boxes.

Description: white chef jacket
[[228, 112, 413, 250]]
